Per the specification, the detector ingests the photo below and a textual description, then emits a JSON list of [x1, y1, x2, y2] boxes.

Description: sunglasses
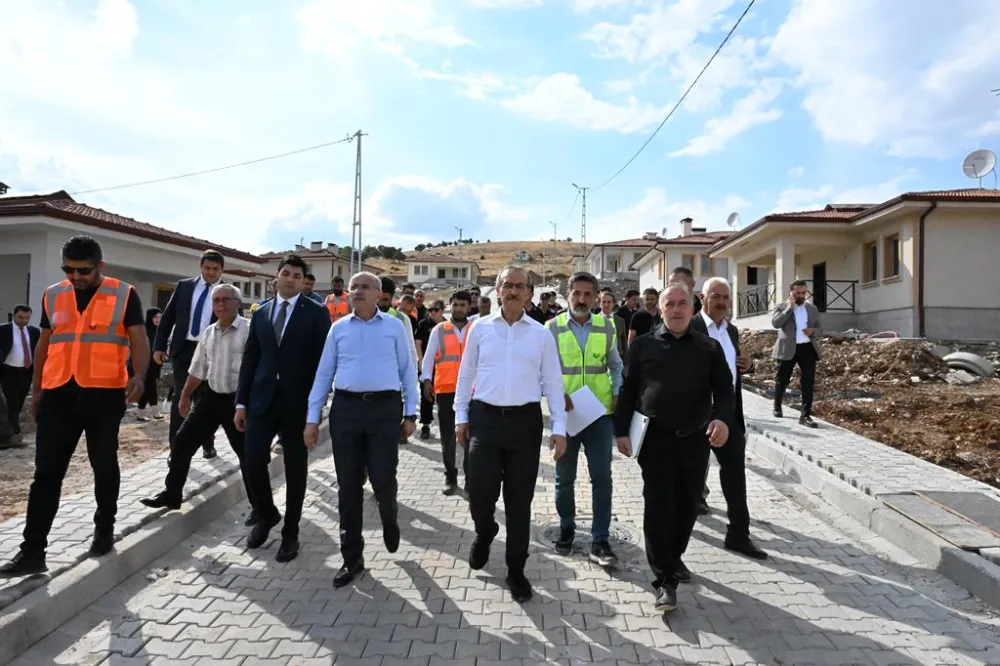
[[61, 265, 95, 275], [429, 307, 443, 312]]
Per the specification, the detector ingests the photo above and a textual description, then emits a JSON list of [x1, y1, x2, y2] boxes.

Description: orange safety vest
[[433, 321, 466, 394], [42, 277, 132, 390], [325, 292, 351, 322]]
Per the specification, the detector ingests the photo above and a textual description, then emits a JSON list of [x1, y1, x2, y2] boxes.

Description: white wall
[[0, 253, 31, 322], [408, 262, 474, 282], [923, 208, 1000, 308]]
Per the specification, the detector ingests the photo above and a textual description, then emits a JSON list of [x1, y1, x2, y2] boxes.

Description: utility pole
[[349, 129, 368, 278], [547, 220, 557, 288], [455, 226, 463, 285], [572, 182, 589, 259]]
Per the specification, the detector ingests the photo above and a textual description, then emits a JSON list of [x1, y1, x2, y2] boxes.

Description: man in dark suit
[[0, 304, 41, 440], [689, 277, 767, 564], [153, 250, 227, 458], [235, 254, 330, 563]]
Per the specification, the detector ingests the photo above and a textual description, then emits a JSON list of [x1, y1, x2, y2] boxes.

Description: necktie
[[19, 327, 31, 368], [191, 282, 210, 338], [273, 300, 289, 344]]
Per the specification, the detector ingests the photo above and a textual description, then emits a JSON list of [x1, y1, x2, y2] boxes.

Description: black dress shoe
[[554, 528, 574, 556], [139, 492, 181, 511], [725, 535, 768, 560], [247, 512, 281, 549], [505, 570, 533, 602], [420, 426, 431, 440], [244, 510, 259, 527], [469, 534, 494, 570], [0, 551, 47, 577], [276, 538, 299, 563], [799, 415, 818, 428], [89, 527, 114, 557], [655, 584, 678, 612], [203, 446, 217, 459], [773, 407, 783, 418], [442, 478, 459, 496], [697, 499, 711, 516], [383, 523, 400, 553], [675, 559, 692, 583], [333, 558, 365, 588]]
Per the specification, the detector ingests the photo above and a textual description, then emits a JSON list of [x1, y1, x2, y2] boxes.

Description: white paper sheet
[[565, 386, 608, 436], [628, 411, 650, 459]]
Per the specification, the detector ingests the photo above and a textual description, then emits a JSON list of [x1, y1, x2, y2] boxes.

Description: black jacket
[[0, 322, 41, 369], [154, 277, 219, 359]]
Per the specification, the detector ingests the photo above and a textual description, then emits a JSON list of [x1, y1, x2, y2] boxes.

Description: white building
[[581, 237, 659, 279], [0, 191, 270, 324], [405, 254, 481, 286], [260, 242, 380, 297], [629, 219, 733, 292]]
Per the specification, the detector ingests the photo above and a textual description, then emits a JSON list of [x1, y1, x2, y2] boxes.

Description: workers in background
[[599, 289, 627, 356], [548, 273, 623, 567], [421, 291, 472, 494], [302, 273, 324, 304], [414, 299, 446, 441], [396, 294, 419, 333], [468, 286, 482, 316], [0, 304, 40, 442], [324, 275, 351, 323], [627, 287, 661, 347], [378, 276, 419, 445], [615, 289, 640, 331], [414, 289, 428, 321], [0, 235, 148, 577]]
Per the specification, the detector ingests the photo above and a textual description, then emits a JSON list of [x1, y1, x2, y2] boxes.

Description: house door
[[437, 268, 447, 279], [812, 262, 827, 312]]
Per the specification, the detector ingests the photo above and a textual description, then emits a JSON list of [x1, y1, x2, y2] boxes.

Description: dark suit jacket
[[154, 277, 219, 359], [0, 323, 40, 368], [690, 314, 752, 434], [236, 296, 331, 417]]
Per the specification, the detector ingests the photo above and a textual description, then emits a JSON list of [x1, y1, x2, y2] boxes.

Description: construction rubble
[[739, 330, 1000, 488]]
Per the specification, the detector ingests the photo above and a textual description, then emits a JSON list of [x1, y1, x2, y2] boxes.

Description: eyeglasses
[[429, 307, 442, 312], [500, 282, 528, 291], [61, 265, 95, 275], [212, 297, 239, 303]]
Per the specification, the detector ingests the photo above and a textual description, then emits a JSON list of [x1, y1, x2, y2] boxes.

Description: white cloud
[[787, 165, 804, 178], [296, 0, 471, 60], [774, 171, 919, 212], [589, 188, 752, 243], [466, 0, 543, 8], [770, 0, 1000, 158], [669, 79, 784, 156], [572, 0, 636, 13]]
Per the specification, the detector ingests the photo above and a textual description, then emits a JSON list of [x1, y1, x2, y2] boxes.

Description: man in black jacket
[[153, 250, 226, 459], [690, 277, 767, 563], [0, 304, 40, 440], [235, 255, 330, 563], [613, 282, 733, 613]]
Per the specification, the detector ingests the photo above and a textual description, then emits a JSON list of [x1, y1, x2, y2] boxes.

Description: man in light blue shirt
[[305, 271, 418, 590]]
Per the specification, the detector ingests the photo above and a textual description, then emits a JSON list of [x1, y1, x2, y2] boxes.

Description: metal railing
[[804, 279, 857, 313], [736, 283, 774, 318]]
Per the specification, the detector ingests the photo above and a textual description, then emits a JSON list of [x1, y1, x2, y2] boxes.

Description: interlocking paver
[[10, 412, 1000, 666]]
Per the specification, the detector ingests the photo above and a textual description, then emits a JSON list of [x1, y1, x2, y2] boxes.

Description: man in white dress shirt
[[455, 266, 568, 603], [771, 279, 822, 428]]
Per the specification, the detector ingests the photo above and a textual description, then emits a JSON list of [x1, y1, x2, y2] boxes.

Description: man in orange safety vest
[[324, 275, 352, 323]]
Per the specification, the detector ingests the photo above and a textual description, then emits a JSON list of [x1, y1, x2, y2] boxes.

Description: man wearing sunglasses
[[0, 235, 148, 577], [414, 298, 446, 441]]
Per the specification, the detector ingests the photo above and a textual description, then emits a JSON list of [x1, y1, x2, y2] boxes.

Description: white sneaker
[[136, 408, 149, 422], [151, 405, 164, 420]]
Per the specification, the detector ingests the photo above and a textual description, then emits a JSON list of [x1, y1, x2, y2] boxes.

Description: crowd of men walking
[[0, 233, 824, 613]]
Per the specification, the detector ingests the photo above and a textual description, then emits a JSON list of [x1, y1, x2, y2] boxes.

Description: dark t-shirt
[[415, 317, 436, 351], [615, 305, 636, 329], [628, 310, 661, 337], [526, 305, 547, 325]]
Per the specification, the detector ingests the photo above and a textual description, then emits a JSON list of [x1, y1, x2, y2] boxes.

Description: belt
[[334, 389, 401, 402], [471, 399, 540, 417]]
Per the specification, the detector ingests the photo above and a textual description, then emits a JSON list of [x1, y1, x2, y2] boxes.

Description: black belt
[[471, 399, 540, 417], [334, 389, 401, 402]]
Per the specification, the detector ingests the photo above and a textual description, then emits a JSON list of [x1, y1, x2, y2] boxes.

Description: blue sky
[[1, 0, 999, 254]]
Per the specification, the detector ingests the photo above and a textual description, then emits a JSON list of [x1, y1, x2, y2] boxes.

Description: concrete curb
[[746, 424, 1000, 611], [0, 419, 331, 666]]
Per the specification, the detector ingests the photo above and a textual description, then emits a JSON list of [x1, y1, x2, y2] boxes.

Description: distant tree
[[565, 237, 573, 242], [414, 243, 427, 252], [480, 254, 486, 259], [338, 246, 353, 258]]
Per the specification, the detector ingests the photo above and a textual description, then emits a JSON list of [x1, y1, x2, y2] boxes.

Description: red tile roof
[[405, 254, 479, 266], [593, 238, 660, 247], [709, 188, 1000, 254], [658, 230, 734, 245], [0, 191, 264, 263]]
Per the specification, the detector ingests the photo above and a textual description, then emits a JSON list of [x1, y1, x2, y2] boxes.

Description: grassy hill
[[366, 240, 584, 284]]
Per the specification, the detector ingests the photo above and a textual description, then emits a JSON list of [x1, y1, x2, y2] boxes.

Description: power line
[[69, 135, 358, 195], [591, 0, 756, 192], [562, 188, 580, 225]]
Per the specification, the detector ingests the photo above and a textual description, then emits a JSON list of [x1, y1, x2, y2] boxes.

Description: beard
[[794, 297, 805, 305], [571, 304, 591, 318]]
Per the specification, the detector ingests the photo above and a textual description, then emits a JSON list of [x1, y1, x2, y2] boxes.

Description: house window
[[682, 254, 695, 272], [460, 267, 468, 278], [699, 255, 712, 276], [337, 265, 344, 277], [253, 282, 262, 298], [657, 257, 663, 279], [883, 234, 900, 279], [862, 241, 878, 283]]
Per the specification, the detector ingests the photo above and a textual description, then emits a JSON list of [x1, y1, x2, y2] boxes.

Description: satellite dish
[[661, 227, 669, 238], [962, 149, 997, 186], [726, 212, 741, 228]]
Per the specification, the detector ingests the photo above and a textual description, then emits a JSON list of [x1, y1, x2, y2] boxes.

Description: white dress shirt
[[700, 311, 737, 388], [454, 311, 568, 436], [187, 278, 220, 341], [271, 292, 301, 340], [420, 318, 471, 382], [188, 316, 250, 394], [4, 324, 31, 368], [794, 304, 810, 344]]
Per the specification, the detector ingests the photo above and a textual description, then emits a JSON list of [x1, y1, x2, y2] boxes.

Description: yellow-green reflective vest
[[547, 312, 615, 413]]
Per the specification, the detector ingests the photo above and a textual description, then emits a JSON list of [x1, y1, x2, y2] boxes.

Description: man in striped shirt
[[139, 284, 255, 522]]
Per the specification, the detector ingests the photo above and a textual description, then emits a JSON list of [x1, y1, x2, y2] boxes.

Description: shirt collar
[[700, 310, 727, 331], [274, 292, 300, 308], [653, 322, 692, 340]]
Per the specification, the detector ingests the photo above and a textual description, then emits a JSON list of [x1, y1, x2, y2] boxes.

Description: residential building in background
[[630, 218, 733, 292], [260, 242, 379, 296], [405, 254, 480, 286]]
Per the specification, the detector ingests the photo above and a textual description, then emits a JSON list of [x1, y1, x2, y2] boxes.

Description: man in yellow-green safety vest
[[546, 271, 624, 568]]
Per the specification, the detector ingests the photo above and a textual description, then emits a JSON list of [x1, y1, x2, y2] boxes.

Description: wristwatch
[[404, 415, 417, 422]]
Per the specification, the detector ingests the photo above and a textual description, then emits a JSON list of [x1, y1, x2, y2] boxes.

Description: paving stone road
[[9, 421, 1000, 666]]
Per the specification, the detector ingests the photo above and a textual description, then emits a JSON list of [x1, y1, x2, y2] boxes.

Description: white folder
[[628, 411, 650, 459]]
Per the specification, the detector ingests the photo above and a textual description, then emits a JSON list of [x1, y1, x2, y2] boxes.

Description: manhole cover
[[535, 516, 642, 554]]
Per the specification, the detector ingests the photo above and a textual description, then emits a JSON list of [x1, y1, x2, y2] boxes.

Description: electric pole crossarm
[[349, 130, 368, 277]]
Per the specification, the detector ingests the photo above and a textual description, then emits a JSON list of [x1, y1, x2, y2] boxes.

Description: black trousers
[[0, 365, 32, 435], [420, 393, 434, 426], [467, 400, 542, 572], [138, 363, 161, 410], [700, 430, 751, 537], [776, 343, 818, 415], [163, 388, 252, 503], [638, 425, 711, 589], [243, 384, 308, 540], [436, 392, 467, 483], [21, 386, 126, 553], [330, 391, 402, 561], [168, 341, 214, 451]]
